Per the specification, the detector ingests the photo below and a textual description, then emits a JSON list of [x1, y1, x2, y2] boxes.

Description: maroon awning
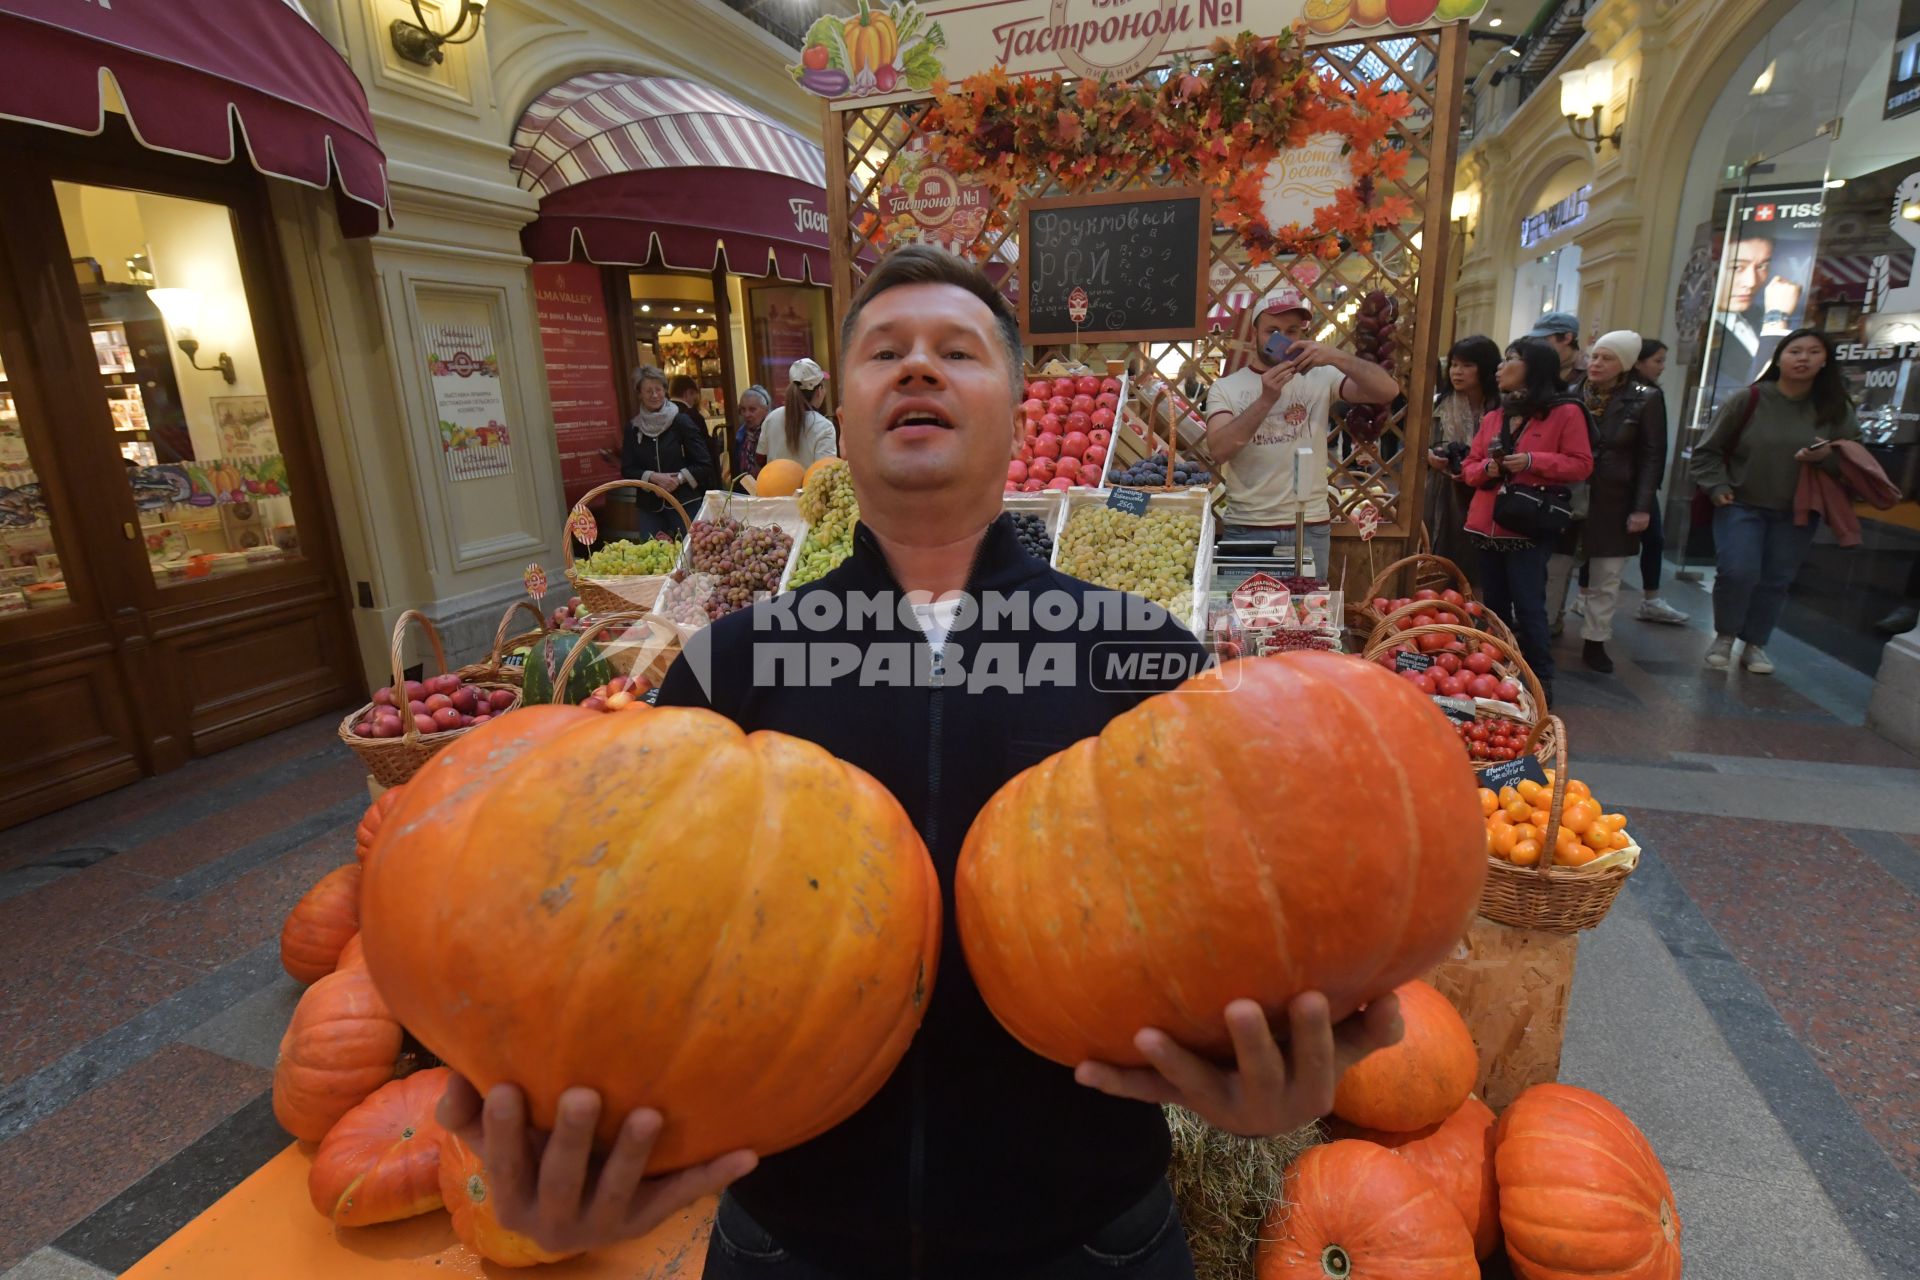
[[0, 0, 389, 237], [512, 73, 839, 282], [523, 167, 837, 283]]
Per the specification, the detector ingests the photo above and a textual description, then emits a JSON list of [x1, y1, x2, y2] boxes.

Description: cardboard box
[[1423, 915, 1581, 1111]]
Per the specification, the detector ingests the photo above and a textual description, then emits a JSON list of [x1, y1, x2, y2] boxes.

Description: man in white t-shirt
[[1205, 287, 1399, 575]]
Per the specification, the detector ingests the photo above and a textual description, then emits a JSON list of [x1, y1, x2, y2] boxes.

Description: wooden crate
[[1052, 487, 1215, 636], [1423, 915, 1581, 1111], [1001, 488, 1069, 546]]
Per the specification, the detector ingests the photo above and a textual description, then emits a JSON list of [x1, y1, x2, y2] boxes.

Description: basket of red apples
[[339, 609, 521, 786]]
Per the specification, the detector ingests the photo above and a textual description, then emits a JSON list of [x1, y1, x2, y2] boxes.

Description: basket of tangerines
[[1475, 714, 1639, 931]]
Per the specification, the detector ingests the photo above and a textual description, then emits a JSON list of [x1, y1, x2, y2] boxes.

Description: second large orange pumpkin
[[360, 706, 941, 1171], [1332, 980, 1478, 1133], [956, 653, 1486, 1066]]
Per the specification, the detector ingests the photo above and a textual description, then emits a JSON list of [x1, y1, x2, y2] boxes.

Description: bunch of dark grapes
[[1112, 453, 1211, 488], [657, 516, 793, 625], [1009, 512, 1053, 560]]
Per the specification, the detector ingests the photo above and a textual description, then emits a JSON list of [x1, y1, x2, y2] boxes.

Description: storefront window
[[744, 283, 831, 394], [629, 273, 727, 424], [0, 347, 74, 617], [1663, 0, 1920, 668], [53, 182, 301, 586]]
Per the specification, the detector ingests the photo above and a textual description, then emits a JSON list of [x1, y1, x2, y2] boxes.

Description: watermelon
[[521, 632, 614, 706]]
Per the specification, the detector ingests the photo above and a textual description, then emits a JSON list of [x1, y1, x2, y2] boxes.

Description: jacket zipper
[[906, 526, 991, 1280]]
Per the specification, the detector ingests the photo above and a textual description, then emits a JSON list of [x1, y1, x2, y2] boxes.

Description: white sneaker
[[1742, 645, 1775, 675], [1704, 636, 1735, 669], [1638, 598, 1690, 625]]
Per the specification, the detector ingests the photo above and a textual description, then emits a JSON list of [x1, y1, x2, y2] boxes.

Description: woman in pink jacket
[[1462, 339, 1596, 699]]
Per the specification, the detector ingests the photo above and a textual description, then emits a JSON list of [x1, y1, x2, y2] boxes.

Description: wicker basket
[[1478, 715, 1635, 932], [1361, 620, 1560, 765], [339, 609, 522, 787], [564, 479, 695, 616], [550, 612, 684, 702], [455, 600, 547, 687], [1366, 596, 1519, 655]]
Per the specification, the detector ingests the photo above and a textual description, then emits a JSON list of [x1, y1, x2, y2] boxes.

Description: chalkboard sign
[[1106, 487, 1152, 517], [642, 687, 661, 707], [1431, 695, 1478, 723], [1479, 754, 1550, 790], [1021, 188, 1210, 345], [1394, 651, 1434, 672]]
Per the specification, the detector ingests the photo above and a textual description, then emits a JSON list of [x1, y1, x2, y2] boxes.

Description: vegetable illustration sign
[[792, 1, 946, 99]]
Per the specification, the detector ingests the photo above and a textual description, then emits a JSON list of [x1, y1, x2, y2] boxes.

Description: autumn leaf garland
[[916, 27, 1413, 264]]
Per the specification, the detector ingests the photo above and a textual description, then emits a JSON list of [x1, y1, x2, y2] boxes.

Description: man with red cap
[[1205, 287, 1399, 574]]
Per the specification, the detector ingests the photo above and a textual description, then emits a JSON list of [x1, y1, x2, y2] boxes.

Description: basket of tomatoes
[[1474, 715, 1639, 932], [1362, 620, 1559, 766]]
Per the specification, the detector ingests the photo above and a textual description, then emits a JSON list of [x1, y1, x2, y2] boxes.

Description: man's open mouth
[[887, 405, 953, 431]]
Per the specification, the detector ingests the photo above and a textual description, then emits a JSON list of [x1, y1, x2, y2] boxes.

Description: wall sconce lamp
[[1450, 188, 1481, 249], [390, 0, 488, 66], [148, 288, 236, 385], [1560, 59, 1626, 153]]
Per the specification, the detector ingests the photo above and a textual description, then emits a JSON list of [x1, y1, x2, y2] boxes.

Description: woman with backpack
[[1690, 328, 1860, 674], [1461, 338, 1596, 699]]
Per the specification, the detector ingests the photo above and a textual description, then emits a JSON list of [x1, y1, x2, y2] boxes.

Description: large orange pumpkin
[[1255, 1140, 1478, 1279], [361, 706, 941, 1170], [956, 653, 1485, 1066], [1332, 980, 1477, 1133], [437, 1128, 580, 1267], [272, 963, 404, 1142], [280, 863, 362, 985], [1333, 1096, 1500, 1259], [309, 1068, 449, 1226], [1496, 1085, 1682, 1280], [355, 786, 407, 865]]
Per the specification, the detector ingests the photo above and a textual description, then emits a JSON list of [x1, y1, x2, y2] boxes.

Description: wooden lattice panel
[[825, 24, 1465, 591]]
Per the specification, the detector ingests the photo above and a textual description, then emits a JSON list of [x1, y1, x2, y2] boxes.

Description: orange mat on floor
[[124, 1143, 712, 1278]]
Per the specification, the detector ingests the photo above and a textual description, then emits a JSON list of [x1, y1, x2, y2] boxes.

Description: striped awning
[[512, 73, 833, 282]]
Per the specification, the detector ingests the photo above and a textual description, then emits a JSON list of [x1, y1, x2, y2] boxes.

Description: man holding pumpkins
[[436, 247, 1404, 1278]]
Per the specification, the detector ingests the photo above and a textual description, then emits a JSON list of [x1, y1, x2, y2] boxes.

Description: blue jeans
[[1712, 503, 1818, 645], [1479, 540, 1556, 685], [703, 1184, 1196, 1280]]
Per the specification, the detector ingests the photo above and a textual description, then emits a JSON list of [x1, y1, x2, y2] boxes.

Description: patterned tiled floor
[[0, 582, 1917, 1276]]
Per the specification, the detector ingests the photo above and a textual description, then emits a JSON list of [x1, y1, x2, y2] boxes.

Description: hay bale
[[1167, 1106, 1322, 1280]]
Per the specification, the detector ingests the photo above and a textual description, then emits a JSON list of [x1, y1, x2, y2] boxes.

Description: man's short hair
[[841, 245, 1024, 396], [668, 374, 700, 401]]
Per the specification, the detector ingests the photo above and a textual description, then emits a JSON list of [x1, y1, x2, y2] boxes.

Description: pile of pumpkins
[[1259, 977, 1680, 1279], [274, 653, 1680, 1276], [275, 783, 579, 1265]]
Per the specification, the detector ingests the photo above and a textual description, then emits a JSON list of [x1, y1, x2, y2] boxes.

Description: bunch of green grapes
[[789, 462, 859, 588], [1056, 507, 1202, 617], [580, 536, 680, 577]]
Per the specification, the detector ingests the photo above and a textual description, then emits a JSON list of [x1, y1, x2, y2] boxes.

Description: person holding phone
[[1205, 288, 1400, 575], [1690, 328, 1859, 674]]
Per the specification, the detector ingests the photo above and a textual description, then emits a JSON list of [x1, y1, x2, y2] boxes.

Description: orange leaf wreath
[[915, 27, 1412, 265]]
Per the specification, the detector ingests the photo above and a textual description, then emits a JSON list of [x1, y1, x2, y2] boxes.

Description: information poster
[[750, 285, 824, 392], [533, 264, 621, 506], [424, 316, 512, 483]]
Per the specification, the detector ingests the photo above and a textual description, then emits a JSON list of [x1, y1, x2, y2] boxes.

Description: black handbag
[[1491, 413, 1574, 538]]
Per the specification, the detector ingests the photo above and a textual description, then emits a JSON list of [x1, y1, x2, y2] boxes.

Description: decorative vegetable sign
[[1067, 286, 1090, 325], [796, 0, 1489, 110], [1021, 188, 1209, 344], [523, 563, 547, 602], [568, 506, 598, 547]]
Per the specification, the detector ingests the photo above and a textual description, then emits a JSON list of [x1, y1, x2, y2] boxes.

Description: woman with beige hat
[[761, 358, 839, 470], [1566, 329, 1667, 672]]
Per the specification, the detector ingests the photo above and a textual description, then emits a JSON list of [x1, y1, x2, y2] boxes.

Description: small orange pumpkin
[[355, 786, 408, 865], [1255, 1140, 1478, 1279], [1496, 1084, 1681, 1280], [1333, 1096, 1500, 1259], [337, 932, 365, 971], [272, 963, 403, 1143], [437, 1128, 579, 1267], [309, 1068, 450, 1226], [1332, 980, 1477, 1133], [280, 863, 362, 985]]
